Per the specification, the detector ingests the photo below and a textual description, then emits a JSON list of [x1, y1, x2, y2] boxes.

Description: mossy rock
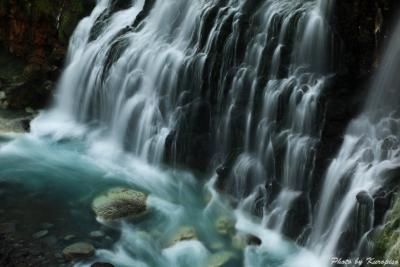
[[374, 195, 400, 266], [91, 187, 148, 221]]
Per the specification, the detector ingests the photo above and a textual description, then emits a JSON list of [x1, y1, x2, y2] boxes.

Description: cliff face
[[310, 0, 400, 252], [313, 0, 400, 200], [0, 0, 95, 110]]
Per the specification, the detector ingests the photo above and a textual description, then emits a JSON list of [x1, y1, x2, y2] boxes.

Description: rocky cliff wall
[[0, 0, 94, 110]]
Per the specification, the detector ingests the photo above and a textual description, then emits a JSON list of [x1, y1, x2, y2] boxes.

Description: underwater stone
[[64, 234, 75, 241], [32, 230, 48, 239], [62, 242, 95, 260], [208, 251, 236, 267], [210, 242, 225, 250], [169, 226, 197, 246], [90, 230, 105, 239], [231, 234, 247, 250], [40, 222, 54, 229], [215, 216, 235, 236], [91, 187, 147, 221]]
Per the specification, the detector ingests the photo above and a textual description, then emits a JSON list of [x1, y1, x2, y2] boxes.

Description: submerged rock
[[62, 242, 95, 260], [215, 216, 235, 236], [169, 226, 197, 246], [91, 187, 147, 221], [208, 251, 236, 267], [64, 234, 76, 241], [32, 230, 48, 239], [90, 230, 105, 239], [210, 242, 225, 250], [231, 234, 261, 250], [231, 235, 247, 250]]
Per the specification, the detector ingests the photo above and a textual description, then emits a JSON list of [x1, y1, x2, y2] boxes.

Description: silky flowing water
[[0, 133, 316, 267], [2, 0, 400, 266]]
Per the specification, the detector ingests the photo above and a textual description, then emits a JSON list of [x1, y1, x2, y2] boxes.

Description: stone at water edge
[[62, 242, 95, 260], [91, 187, 148, 221], [64, 234, 76, 241], [231, 234, 262, 250], [231, 235, 246, 250], [90, 230, 105, 239]]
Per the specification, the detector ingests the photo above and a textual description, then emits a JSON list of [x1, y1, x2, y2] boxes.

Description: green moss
[[58, 0, 92, 43], [374, 195, 400, 267]]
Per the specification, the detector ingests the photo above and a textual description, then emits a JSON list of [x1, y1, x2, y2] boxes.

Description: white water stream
[[2, 0, 399, 266]]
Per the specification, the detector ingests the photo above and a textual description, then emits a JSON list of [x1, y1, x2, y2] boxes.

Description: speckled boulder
[[91, 187, 148, 221]]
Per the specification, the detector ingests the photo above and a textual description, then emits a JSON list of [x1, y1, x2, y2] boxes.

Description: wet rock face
[[333, 0, 399, 78], [312, 0, 400, 204], [0, 0, 95, 110], [0, 0, 95, 63]]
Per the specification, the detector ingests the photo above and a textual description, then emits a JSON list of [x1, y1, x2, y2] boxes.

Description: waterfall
[[33, 0, 333, 165], [307, 16, 400, 264], [25, 0, 369, 265], [33, 0, 335, 234], [216, 0, 333, 241]]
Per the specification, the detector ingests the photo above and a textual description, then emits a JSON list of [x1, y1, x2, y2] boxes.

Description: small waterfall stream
[[307, 20, 400, 264], [0, 0, 397, 266]]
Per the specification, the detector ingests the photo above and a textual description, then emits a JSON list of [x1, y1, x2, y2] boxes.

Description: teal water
[[0, 132, 319, 267]]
